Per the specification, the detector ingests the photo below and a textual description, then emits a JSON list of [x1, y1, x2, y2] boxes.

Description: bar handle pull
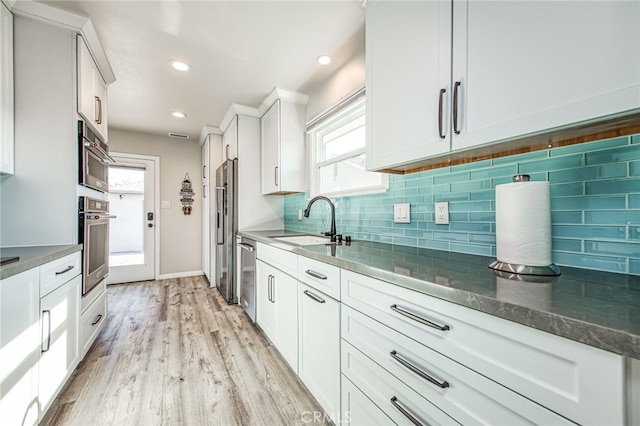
[[95, 96, 102, 125], [390, 396, 425, 426], [390, 350, 449, 389], [390, 304, 450, 331], [438, 88, 446, 139], [274, 166, 279, 187], [305, 270, 327, 280], [41, 310, 51, 352], [453, 81, 461, 135], [304, 290, 326, 304], [55, 265, 74, 275], [91, 314, 103, 326]]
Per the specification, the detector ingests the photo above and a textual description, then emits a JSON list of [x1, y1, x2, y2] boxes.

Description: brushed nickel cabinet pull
[[55, 265, 74, 275], [95, 96, 102, 125], [91, 314, 103, 326], [274, 166, 279, 186], [304, 290, 326, 304], [453, 81, 461, 135], [438, 88, 446, 139], [390, 304, 450, 331], [225, 144, 230, 160], [42, 310, 51, 352], [390, 396, 425, 426], [390, 350, 449, 389], [305, 270, 327, 280]]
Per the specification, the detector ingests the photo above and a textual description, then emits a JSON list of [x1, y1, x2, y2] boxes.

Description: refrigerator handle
[[216, 186, 225, 245]]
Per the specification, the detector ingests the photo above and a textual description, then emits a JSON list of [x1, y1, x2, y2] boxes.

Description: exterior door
[[107, 154, 157, 284]]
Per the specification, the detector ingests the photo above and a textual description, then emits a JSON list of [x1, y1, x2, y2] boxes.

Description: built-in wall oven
[[79, 120, 113, 192], [79, 197, 116, 295]]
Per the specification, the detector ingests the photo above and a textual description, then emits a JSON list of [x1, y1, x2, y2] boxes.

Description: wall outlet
[[435, 202, 449, 224], [393, 203, 410, 223]]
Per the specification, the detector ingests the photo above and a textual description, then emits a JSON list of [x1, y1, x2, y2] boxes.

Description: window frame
[[307, 91, 388, 198]]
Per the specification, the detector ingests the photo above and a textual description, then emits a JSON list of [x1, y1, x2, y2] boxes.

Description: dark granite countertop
[[0, 245, 83, 280], [240, 230, 640, 359]]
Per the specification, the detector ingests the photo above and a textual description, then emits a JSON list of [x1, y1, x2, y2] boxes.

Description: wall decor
[[180, 173, 194, 215]]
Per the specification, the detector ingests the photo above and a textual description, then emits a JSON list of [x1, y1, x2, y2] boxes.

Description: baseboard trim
[[157, 270, 204, 280]]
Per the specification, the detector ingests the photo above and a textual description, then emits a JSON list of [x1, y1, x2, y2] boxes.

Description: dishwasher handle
[[239, 243, 254, 252]]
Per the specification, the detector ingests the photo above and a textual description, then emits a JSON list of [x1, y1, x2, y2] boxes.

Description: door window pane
[[109, 166, 145, 266]]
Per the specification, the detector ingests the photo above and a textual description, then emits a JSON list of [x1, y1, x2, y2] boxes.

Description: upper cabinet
[[260, 88, 308, 195], [222, 115, 238, 161], [365, 0, 640, 172], [0, 2, 14, 175], [365, 1, 451, 172], [77, 35, 108, 142]]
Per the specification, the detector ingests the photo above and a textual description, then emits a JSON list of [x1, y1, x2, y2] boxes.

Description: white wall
[[302, 27, 365, 120], [107, 129, 202, 276]]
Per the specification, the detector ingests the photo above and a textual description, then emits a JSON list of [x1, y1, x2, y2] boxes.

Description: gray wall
[[108, 128, 202, 276]]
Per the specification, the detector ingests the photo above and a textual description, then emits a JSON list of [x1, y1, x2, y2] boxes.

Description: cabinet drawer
[[40, 252, 82, 297], [80, 288, 107, 356], [257, 242, 297, 276], [341, 270, 624, 425], [342, 305, 573, 425], [342, 340, 459, 426], [298, 256, 340, 300], [341, 375, 394, 426]]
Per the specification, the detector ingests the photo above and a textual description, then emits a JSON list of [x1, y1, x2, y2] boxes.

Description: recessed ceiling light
[[169, 60, 191, 72], [171, 111, 187, 118], [316, 55, 332, 65]]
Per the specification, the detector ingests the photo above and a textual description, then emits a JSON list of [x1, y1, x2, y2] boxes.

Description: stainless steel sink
[[271, 235, 334, 246]]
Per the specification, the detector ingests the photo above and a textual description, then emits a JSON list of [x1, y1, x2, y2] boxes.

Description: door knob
[[148, 223, 153, 228]]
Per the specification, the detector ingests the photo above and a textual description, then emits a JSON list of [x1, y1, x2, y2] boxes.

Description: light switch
[[393, 203, 410, 223], [161, 200, 171, 209]]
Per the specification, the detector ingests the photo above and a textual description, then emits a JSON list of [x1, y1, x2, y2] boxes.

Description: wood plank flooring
[[42, 276, 329, 425]]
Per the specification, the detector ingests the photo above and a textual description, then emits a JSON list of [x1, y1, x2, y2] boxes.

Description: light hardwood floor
[[43, 276, 330, 426]]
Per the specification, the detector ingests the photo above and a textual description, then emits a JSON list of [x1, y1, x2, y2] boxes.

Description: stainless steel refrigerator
[[215, 159, 238, 304]]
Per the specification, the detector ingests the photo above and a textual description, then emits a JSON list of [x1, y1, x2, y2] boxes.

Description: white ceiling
[[41, 0, 366, 142]]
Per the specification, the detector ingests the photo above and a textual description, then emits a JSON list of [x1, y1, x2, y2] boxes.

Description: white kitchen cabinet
[[297, 282, 340, 419], [451, 0, 640, 152], [365, 0, 451, 171], [77, 35, 108, 142], [222, 115, 238, 161], [256, 259, 298, 371], [341, 269, 624, 425], [261, 98, 307, 195], [78, 34, 108, 141], [0, 268, 40, 426], [341, 376, 394, 426], [202, 135, 210, 180], [79, 287, 107, 357], [342, 304, 572, 425], [0, 1, 14, 175], [39, 275, 81, 417], [365, 0, 640, 172]]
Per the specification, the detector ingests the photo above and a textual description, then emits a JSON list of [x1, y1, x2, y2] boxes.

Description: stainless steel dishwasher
[[236, 235, 256, 322]]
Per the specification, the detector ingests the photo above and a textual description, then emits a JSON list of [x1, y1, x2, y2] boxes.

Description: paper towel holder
[[488, 259, 561, 276]]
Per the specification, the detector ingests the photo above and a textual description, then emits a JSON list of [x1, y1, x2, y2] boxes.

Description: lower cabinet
[[341, 376, 393, 426], [79, 286, 107, 357], [39, 275, 81, 416], [0, 268, 40, 426], [256, 259, 298, 371], [297, 282, 340, 420]]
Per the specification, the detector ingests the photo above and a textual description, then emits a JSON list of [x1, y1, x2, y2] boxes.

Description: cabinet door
[[298, 283, 340, 418], [261, 100, 280, 194], [39, 275, 80, 416], [365, 0, 451, 171], [273, 266, 298, 372], [222, 115, 238, 160], [0, 1, 14, 175], [0, 269, 40, 426], [451, 0, 640, 152], [256, 260, 277, 342], [77, 36, 108, 142]]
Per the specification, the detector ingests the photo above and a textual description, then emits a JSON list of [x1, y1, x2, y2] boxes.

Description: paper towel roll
[[495, 181, 552, 266]]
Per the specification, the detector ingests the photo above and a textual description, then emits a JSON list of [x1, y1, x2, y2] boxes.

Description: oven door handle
[[86, 214, 117, 220]]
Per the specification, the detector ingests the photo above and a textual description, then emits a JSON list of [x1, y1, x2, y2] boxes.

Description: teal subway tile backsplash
[[284, 134, 640, 275]]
